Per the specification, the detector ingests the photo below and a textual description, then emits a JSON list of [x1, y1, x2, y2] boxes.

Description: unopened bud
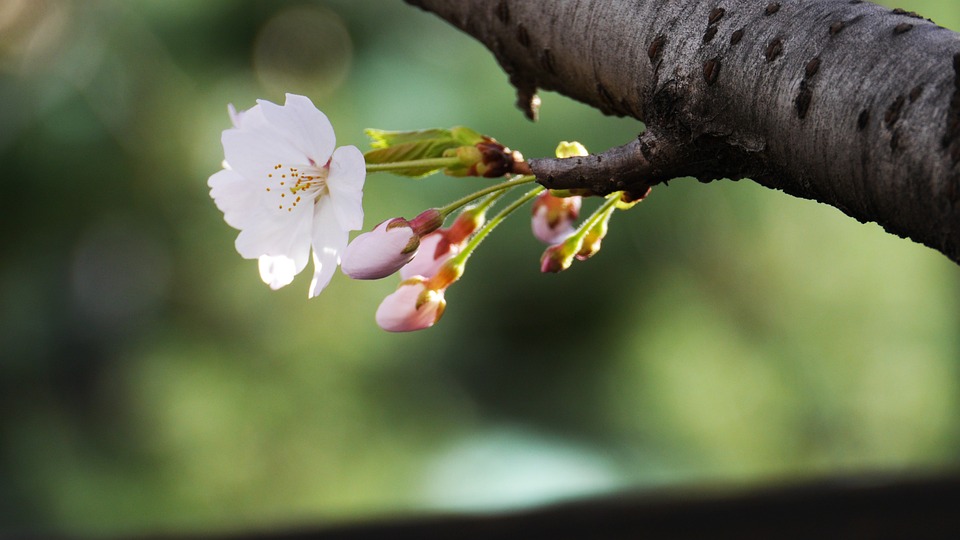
[[400, 231, 460, 280], [555, 141, 589, 159], [408, 208, 444, 236], [475, 140, 519, 178], [616, 186, 651, 210], [446, 206, 486, 244], [531, 191, 582, 244], [540, 238, 582, 273], [376, 277, 447, 332], [427, 257, 465, 290], [341, 219, 420, 280], [443, 138, 523, 178], [576, 212, 611, 261], [400, 205, 482, 280]]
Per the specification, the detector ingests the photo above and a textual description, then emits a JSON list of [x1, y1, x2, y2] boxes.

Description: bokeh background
[[2, 0, 959, 535]]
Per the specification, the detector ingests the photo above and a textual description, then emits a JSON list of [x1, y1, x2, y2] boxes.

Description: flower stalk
[[437, 175, 537, 217], [447, 183, 544, 270], [364, 157, 463, 174]]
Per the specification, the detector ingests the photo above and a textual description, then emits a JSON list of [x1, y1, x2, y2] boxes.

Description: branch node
[[529, 131, 692, 195]]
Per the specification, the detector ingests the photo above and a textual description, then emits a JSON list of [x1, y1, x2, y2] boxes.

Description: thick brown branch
[[404, 0, 960, 264]]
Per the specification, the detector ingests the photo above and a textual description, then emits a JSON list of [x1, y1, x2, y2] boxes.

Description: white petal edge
[[327, 145, 366, 231], [258, 254, 297, 290], [222, 126, 309, 184], [257, 94, 336, 166], [208, 169, 260, 230], [235, 201, 313, 277], [308, 197, 349, 298]]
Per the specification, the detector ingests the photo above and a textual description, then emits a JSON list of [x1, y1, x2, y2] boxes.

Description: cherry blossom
[[208, 93, 365, 297]]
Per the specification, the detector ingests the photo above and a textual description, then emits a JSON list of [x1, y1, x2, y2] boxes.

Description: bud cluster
[[346, 136, 648, 332]]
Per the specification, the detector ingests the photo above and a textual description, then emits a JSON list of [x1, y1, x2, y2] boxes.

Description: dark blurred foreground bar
[[147, 473, 960, 540]]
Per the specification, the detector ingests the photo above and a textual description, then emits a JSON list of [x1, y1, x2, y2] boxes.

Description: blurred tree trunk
[[151, 473, 960, 539], [405, 0, 960, 264]]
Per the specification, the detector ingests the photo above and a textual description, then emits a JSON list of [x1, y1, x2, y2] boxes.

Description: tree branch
[[404, 0, 960, 263], [527, 128, 758, 197], [140, 472, 960, 539]]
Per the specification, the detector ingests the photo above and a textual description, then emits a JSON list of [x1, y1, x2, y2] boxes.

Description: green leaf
[[362, 126, 488, 178], [364, 128, 453, 149], [364, 140, 459, 164]]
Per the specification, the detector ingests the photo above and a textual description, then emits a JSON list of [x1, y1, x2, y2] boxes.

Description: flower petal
[[531, 205, 575, 244], [258, 254, 298, 290], [328, 145, 365, 191], [308, 197, 348, 298], [222, 125, 308, 186], [226, 101, 269, 131], [257, 94, 336, 165], [228, 103, 245, 128], [531, 192, 581, 244], [327, 145, 366, 231], [235, 202, 313, 278], [208, 169, 261, 229]]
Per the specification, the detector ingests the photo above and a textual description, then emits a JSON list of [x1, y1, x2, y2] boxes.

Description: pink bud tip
[[399, 231, 460, 280], [375, 278, 447, 332], [540, 244, 573, 273], [341, 219, 420, 280], [409, 208, 444, 236], [531, 192, 582, 244]]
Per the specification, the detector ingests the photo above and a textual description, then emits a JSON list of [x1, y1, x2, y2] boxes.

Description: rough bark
[[404, 0, 960, 264]]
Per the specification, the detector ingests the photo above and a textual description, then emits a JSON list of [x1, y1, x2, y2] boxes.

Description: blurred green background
[[1, 0, 959, 535]]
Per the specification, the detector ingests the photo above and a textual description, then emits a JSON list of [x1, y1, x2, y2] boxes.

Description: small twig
[[528, 129, 713, 197]]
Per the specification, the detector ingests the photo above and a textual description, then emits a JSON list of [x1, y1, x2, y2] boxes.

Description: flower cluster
[[209, 96, 645, 332]]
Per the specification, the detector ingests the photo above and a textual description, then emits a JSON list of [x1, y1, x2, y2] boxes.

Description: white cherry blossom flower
[[208, 93, 365, 297]]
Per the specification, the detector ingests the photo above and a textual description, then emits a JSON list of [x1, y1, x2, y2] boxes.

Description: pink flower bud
[[341, 218, 420, 280], [399, 231, 460, 280], [531, 191, 582, 244], [376, 277, 446, 332], [398, 205, 484, 280], [540, 242, 579, 273], [408, 208, 444, 236], [445, 207, 485, 244]]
